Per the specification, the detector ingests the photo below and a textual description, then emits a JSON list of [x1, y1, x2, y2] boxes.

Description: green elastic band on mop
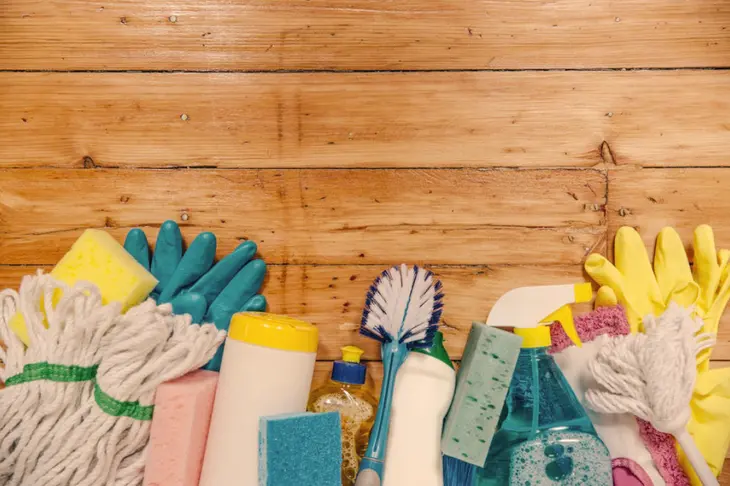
[[93, 383, 154, 421], [4, 362, 99, 387]]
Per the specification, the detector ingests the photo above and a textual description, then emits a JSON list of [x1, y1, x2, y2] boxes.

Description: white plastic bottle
[[383, 331, 456, 486], [199, 313, 319, 486]]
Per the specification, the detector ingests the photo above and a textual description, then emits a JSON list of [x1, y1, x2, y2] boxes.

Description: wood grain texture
[[2, 71, 730, 168], [609, 168, 730, 360], [0, 264, 589, 360], [1, 0, 729, 71], [0, 168, 606, 266]]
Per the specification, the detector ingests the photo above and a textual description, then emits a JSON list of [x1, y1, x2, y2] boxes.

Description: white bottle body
[[383, 352, 456, 486], [199, 338, 317, 486]]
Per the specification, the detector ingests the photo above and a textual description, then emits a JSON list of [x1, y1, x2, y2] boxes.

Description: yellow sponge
[[10, 229, 158, 345]]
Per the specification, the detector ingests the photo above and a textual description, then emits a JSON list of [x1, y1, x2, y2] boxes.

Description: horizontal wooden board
[[6, 262, 730, 361], [1, 72, 730, 168], [0, 168, 606, 266], [1, 0, 729, 70], [0, 264, 588, 359], [609, 168, 730, 360]]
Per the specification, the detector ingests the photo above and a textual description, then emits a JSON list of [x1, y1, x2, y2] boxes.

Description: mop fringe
[[0, 272, 225, 486]]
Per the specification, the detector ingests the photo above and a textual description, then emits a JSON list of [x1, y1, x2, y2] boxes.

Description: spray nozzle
[[486, 282, 593, 348]]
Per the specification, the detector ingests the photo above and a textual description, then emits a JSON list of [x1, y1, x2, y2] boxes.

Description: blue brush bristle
[[358, 264, 444, 348], [443, 455, 476, 486]]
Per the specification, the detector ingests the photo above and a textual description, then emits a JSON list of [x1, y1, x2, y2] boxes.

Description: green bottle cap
[[412, 331, 453, 369]]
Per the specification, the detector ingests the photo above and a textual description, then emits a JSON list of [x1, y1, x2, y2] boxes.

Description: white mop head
[[0, 273, 225, 486]]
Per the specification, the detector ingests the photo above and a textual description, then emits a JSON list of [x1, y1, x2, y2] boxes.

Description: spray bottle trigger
[[541, 305, 583, 347]]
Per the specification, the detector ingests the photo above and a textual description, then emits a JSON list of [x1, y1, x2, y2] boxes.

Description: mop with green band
[[0, 273, 224, 486], [0, 223, 265, 485]]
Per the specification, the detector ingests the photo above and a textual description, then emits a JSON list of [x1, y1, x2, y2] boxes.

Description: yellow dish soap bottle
[[308, 346, 378, 486]]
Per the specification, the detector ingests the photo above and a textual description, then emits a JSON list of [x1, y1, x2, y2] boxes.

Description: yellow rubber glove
[[585, 226, 668, 333], [690, 226, 730, 371], [682, 367, 730, 483], [586, 225, 730, 483]]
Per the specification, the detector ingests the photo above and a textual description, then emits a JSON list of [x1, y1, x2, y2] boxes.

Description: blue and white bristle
[[360, 264, 444, 349]]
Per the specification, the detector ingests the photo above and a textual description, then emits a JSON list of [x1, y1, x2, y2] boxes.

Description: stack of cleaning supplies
[[355, 264, 444, 486], [585, 303, 718, 486], [549, 305, 668, 485], [200, 313, 319, 486], [440, 323, 523, 486], [0, 230, 225, 485], [479, 283, 613, 485], [585, 225, 730, 484]]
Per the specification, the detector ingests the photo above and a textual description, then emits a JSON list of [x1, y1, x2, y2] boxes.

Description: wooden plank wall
[[2, 0, 730, 478]]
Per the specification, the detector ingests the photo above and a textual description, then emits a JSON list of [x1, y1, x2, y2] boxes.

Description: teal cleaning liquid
[[476, 347, 612, 486]]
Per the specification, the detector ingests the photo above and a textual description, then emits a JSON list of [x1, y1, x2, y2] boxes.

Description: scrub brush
[[354, 264, 444, 486]]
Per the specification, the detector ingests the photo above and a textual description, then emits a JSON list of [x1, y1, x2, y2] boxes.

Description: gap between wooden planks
[[1, 71, 730, 168], [1, 0, 729, 70]]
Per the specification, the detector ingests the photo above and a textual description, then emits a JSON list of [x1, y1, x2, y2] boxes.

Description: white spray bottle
[[383, 331, 455, 486]]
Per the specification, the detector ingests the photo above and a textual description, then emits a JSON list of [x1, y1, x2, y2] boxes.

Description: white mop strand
[[0, 273, 122, 483], [16, 300, 225, 486], [585, 303, 719, 486]]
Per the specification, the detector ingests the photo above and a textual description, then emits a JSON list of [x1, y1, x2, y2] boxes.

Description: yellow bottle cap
[[341, 346, 364, 363], [514, 326, 551, 348], [228, 312, 318, 353]]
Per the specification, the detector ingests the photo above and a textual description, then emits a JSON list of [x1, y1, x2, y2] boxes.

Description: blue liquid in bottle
[[476, 347, 612, 486]]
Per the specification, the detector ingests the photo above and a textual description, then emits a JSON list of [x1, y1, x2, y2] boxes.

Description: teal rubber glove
[[124, 221, 267, 371]]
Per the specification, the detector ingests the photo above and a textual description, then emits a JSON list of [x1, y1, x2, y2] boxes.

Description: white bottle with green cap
[[382, 331, 456, 486], [200, 312, 319, 486]]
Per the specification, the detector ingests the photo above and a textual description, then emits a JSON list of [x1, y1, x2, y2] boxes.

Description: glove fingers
[[700, 257, 730, 336], [151, 220, 183, 293], [240, 294, 267, 312], [594, 286, 618, 308], [187, 241, 258, 307], [655, 227, 696, 307], [123, 229, 151, 271], [158, 232, 217, 303], [613, 227, 664, 313], [206, 259, 267, 328], [693, 225, 721, 311], [169, 292, 208, 323], [585, 253, 642, 331]]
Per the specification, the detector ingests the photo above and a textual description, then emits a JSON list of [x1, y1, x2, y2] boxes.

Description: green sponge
[[259, 412, 342, 486], [441, 323, 522, 467]]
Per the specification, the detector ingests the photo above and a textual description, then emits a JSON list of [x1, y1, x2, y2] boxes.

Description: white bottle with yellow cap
[[199, 312, 319, 486]]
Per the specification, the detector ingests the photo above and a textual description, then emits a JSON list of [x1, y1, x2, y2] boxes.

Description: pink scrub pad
[[143, 370, 219, 486], [550, 306, 690, 486]]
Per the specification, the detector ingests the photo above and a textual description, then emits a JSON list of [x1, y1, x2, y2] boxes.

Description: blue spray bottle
[[478, 283, 612, 486]]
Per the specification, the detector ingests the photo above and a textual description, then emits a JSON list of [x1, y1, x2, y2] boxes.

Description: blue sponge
[[259, 412, 342, 486]]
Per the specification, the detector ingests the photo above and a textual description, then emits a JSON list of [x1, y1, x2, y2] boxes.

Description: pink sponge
[[144, 370, 219, 486]]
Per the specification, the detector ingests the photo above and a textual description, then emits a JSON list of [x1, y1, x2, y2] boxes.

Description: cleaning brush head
[[360, 264, 444, 349]]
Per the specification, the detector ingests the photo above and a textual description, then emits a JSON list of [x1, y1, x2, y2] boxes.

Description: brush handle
[[356, 343, 408, 485], [676, 429, 719, 486]]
